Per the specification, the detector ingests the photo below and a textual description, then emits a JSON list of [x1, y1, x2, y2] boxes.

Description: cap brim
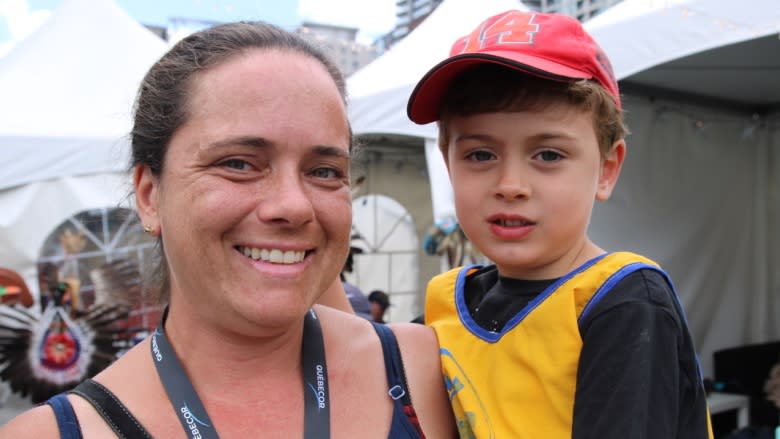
[[407, 52, 594, 125]]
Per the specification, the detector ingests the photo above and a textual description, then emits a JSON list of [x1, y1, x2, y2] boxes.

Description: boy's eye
[[222, 159, 251, 170], [465, 150, 494, 162], [536, 150, 563, 162]]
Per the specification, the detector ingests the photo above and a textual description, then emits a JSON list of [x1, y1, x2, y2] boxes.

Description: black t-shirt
[[465, 265, 712, 439]]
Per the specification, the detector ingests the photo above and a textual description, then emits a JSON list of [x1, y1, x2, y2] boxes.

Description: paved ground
[[0, 386, 34, 425]]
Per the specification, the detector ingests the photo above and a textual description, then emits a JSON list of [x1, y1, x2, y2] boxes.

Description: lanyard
[[151, 307, 330, 439]]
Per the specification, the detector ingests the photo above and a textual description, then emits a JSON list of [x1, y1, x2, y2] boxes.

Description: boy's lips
[[487, 214, 536, 240], [487, 214, 535, 227]]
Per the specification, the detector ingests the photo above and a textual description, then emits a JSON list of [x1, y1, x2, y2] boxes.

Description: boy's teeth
[[240, 247, 305, 264], [502, 219, 528, 226]]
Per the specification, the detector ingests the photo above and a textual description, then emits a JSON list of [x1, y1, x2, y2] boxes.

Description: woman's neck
[[161, 299, 306, 393]]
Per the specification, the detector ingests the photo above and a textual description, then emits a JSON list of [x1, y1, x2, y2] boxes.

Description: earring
[[143, 225, 154, 235]]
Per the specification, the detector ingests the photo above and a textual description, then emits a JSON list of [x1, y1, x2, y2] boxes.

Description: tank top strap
[[46, 393, 83, 439], [371, 322, 426, 438], [70, 379, 153, 439]]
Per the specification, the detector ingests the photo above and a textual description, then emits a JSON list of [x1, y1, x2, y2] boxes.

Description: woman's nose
[[255, 171, 315, 226]]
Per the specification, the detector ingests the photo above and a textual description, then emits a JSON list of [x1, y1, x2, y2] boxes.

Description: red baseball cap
[[407, 10, 620, 124]]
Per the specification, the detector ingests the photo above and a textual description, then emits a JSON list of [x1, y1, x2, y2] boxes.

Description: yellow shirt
[[426, 252, 691, 438]]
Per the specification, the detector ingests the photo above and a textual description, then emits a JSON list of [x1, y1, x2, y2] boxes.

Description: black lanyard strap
[[151, 307, 330, 439], [302, 308, 330, 437]]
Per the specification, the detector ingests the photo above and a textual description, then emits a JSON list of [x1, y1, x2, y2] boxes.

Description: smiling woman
[[0, 21, 455, 439]]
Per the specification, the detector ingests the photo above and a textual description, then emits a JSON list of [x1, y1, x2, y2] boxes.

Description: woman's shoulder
[[386, 321, 440, 385], [0, 403, 60, 438], [315, 303, 372, 328], [314, 304, 439, 356], [389, 322, 457, 438], [387, 322, 437, 350]]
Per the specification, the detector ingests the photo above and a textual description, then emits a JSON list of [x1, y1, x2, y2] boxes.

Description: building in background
[[296, 22, 381, 76], [523, 0, 624, 21], [146, 1, 629, 82], [386, 0, 444, 46], [380, 0, 625, 50]]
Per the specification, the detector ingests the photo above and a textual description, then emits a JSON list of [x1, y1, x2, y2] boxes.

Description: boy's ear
[[595, 139, 626, 202], [133, 165, 160, 230]]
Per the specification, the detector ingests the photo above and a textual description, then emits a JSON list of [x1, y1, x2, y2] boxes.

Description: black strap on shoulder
[[70, 379, 153, 439], [371, 323, 413, 407], [301, 309, 330, 438], [46, 393, 83, 439]]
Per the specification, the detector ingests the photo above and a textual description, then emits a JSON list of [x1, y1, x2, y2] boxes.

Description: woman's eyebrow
[[312, 145, 350, 159], [206, 136, 271, 150]]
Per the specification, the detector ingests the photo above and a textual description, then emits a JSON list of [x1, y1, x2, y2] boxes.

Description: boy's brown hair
[[408, 10, 626, 157], [437, 64, 628, 158]]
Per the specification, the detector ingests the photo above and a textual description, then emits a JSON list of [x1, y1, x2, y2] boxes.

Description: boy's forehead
[[438, 68, 586, 118]]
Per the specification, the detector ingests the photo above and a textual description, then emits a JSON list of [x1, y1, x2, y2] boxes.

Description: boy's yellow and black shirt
[[426, 252, 713, 439]]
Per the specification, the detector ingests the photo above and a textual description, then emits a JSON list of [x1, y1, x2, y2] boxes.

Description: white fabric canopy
[[346, 0, 780, 375], [0, 0, 167, 190], [349, 0, 780, 137], [0, 0, 167, 296], [347, 0, 527, 139]]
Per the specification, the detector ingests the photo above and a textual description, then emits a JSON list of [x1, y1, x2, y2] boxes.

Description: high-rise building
[[295, 22, 381, 76], [388, 0, 444, 45], [523, 0, 624, 22]]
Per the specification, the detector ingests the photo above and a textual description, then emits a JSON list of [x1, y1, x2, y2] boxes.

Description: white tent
[[0, 0, 167, 296], [346, 0, 780, 375], [585, 0, 780, 376], [349, 0, 527, 140]]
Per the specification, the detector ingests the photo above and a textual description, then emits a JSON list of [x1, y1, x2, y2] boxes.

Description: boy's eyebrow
[[453, 133, 495, 143], [526, 131, 578, 142], [454, 131, 578, 143]]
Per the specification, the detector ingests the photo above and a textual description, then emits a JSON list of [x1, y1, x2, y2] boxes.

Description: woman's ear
[[133, 165, 160, 232], [595, 139, 626, 202]]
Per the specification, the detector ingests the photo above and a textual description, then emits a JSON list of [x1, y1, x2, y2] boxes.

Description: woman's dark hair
[[130, 22, 351, 301]]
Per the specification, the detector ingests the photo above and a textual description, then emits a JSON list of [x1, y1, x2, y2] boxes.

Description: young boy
[[407, 10, 713, 439]]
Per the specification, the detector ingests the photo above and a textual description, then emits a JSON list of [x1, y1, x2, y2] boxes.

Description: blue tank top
[[46, 323, 424, 438]]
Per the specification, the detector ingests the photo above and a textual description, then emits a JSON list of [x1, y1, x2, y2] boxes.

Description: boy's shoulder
[[581, 258, 684, 332]]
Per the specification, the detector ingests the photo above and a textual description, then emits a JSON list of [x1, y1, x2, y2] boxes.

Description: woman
[[0, 22, 454, 438]]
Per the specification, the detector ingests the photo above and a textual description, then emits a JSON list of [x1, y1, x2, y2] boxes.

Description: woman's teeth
[[239, 247, 305, 264]]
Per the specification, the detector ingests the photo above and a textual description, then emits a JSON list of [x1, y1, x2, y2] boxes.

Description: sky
[[0, 0, 397, 57]]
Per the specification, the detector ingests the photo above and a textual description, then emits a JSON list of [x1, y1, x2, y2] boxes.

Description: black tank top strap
[[371, 322, 426, 438], [69, 379, 153, 439]]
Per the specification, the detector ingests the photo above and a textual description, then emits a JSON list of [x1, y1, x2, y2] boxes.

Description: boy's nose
[[494, 170, 531, 201]]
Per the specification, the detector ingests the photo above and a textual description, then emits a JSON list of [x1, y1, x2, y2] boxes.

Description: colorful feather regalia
[[422, 216, 485, 269], [0, 260, 142, 403]]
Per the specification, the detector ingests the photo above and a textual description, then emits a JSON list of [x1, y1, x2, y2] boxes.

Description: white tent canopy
[[586, 0, 780, 376], [346, 0, 780, 375], [348, 0, 527, 139], [0, 0, 167, 190], [349, 0, 780, 139], [587, 0, 780, 105], [0, 0, 167, 295]]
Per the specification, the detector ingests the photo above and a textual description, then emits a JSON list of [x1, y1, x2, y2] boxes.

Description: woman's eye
[[222, 159, 250, 170], [311, 167, 342, 179], [465, 150, 494, 162], [536, 150, 562, 162]]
